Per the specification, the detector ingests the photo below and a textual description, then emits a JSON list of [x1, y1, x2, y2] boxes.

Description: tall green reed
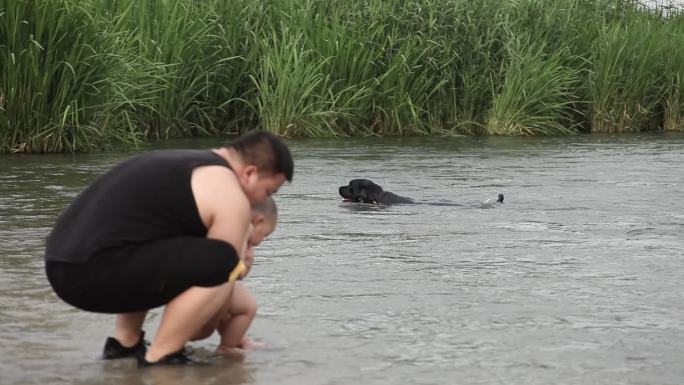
[[298, 2, 380, 135], [662, 11, 684, 130], [3, 0, 684, 152], [586, 5, 667, 132], [430, 0, 509, 135], [92, 0, 240, 138], [359, 0, 447, 136], [251, 28, 343, 137], [486, 34, 580, 135], [0, 0, 138, 153]]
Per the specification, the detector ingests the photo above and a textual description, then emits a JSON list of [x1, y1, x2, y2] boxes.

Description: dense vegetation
[[1, 0, 683, 152]]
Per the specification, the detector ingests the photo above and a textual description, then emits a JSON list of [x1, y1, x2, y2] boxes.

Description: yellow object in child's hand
[[228, 261, 246, 282]]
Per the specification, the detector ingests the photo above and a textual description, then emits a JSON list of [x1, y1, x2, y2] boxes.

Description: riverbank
[[1, 0, 683, 153]]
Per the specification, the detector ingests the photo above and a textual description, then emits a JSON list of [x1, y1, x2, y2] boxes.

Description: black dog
[[339, 179, 504, 206], [339, 179, 414, 205]]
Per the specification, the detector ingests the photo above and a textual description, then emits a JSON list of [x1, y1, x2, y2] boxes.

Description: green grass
[[251, 28, 342, 137], [586, 10, 668, 132], [2, 0, 684, 152], [92, 0, 244, 137], [662, 10, 684, 130], [486, 34, 580, 135], [0, 0, 139, 152]]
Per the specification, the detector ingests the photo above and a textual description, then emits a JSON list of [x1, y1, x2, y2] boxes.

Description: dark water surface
[[1, 134, 683, 385]]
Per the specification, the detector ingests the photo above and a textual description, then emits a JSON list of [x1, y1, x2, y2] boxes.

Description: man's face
[[241, 166, 286, 204]]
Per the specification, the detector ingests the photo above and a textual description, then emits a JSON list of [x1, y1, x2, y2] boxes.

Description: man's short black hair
[[224, 130, 294, 182]]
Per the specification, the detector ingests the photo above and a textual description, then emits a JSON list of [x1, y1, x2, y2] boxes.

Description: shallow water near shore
[[1, 133, 684, 385]]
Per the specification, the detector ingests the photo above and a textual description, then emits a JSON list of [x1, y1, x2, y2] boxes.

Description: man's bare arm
[[192, 166, 251, 261]]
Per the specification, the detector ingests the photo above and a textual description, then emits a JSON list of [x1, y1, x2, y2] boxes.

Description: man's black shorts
[[45, 237, 237, 313]]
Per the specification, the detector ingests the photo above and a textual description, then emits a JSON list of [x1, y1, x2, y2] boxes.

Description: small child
[[192, 197, 277, 352], [216, 196, 277, 352]]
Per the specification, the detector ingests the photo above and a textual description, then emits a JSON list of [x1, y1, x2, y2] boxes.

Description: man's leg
[[145, 280, 235, 362], [114, 311, 147, 346]]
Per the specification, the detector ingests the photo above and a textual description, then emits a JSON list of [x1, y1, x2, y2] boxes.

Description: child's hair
[[251, 196, 277, 221]]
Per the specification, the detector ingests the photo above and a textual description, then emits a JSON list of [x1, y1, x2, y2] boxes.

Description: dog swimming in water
[[338, 179, 414, 204], [338, 178, 503, 206]]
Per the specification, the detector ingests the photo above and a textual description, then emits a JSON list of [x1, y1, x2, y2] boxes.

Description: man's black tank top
[[45, 150, 231, 263]]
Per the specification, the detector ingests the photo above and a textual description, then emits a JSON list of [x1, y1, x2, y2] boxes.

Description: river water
[[1, 134, 683, 385]]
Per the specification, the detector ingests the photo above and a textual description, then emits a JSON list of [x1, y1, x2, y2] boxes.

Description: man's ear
[[244, 164, 258, 178], [240, 164, 258, 185]]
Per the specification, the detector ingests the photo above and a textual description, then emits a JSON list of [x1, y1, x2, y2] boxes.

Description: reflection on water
[[2, 133, 684, 385]]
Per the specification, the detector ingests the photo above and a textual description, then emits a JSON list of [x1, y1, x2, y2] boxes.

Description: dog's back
[[381, 191, 414, 204]]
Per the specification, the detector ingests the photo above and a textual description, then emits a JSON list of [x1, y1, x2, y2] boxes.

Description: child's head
[[249, 196, 277, 248]]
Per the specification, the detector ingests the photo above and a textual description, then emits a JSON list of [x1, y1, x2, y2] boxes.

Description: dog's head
[[339, 179, 385, 203]]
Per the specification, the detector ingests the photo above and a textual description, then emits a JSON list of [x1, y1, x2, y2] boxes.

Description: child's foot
[[238, 337, 264, 350], [216, 345, 242, 354], [215, 337, 264, 354]]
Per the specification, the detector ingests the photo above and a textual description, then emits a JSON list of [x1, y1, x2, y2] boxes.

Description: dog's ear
[[349, 181, 360, 198], [366, 183, 385, 203], [355, 186, 368, 202], [349, 179, 370, 198], [355, 182, 383, 203], [347, 179, 385, 203]]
